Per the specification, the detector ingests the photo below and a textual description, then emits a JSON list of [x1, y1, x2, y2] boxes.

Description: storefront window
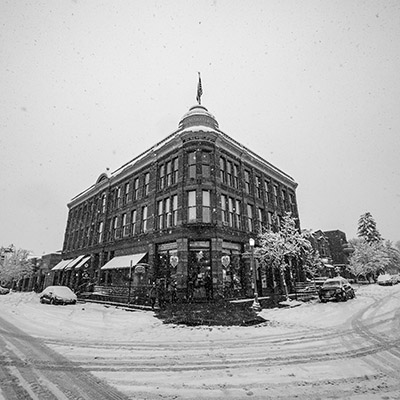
[[188, 241, 212, 300]]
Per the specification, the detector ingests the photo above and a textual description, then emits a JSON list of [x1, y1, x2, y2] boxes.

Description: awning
[[74, 255, 91, 270], [101, 252, 147, 270], [64, 255, 86, 271], [52, 259, 73, 271]]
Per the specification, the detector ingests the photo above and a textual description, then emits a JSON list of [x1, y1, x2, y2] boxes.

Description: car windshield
[[323, 280, 342, 287]]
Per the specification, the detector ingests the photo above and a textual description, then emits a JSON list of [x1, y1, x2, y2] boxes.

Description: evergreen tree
[[357, 212, 382, 244]]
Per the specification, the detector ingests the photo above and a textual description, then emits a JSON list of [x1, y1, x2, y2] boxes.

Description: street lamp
[[249, 238, 261, 312]]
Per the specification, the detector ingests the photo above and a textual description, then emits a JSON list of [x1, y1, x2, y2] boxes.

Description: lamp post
[[249, 238, 261, 312]]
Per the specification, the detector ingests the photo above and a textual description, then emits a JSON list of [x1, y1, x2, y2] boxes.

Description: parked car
[[39, 286, 77, 305], [319, 277, 355, 302], [377, 274, 397, 286], [0, 286, 10, 295]]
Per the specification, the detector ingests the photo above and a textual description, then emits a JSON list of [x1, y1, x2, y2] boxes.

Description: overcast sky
[[1, 0, 399, 256]]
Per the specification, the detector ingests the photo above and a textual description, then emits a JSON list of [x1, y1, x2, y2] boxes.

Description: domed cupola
[[178, 105, 219, 130]]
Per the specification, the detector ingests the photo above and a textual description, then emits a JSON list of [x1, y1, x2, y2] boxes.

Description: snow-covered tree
[[347, 241, 389, 282], [0, 247, 33, 286], [256, 213, 313, 300], [383, 241, 400, 274], [357, 212, 382, 244]]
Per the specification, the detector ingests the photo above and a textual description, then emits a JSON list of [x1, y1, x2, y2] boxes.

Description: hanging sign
[[170, 256, 179, 267], [221, 255, 230, 267]]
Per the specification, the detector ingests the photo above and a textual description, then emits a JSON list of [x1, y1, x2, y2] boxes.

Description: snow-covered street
[[1, 284, 400, 399]]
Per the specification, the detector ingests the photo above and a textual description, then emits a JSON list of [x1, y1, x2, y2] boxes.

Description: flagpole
[[196, 72, 203, 105]]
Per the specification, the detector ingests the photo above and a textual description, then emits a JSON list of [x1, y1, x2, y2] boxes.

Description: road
[[1, 286, 400, 399], [0, 315, 129, 400]]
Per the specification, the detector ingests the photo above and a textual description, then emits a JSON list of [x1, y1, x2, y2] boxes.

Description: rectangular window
[[282, 189, 287, 210], [244, 170, 250, 193], [188, 151, 196, 179], [157, 200, 164, 230], [233, 164, 239, 188], [273, 185, 278, 206], [202, 190, 211, 223], [144, 172, 150, 196], [290, 193, 296, 213], [188, 190, 196, 222], [122, 213, 129, 236], [227, 161, 233, 186], [221, 194, 228, 224], [172, 194, 178, 226], [201, 152, 210, 178], [247, 204, 253, 232], [228, 197, 234, 227], [131, 210, 137, 235], [264, 181, 270, 203], [124, 182, 130, 205], [113, 216, 118, 239], [159, 165, 165, 190], [142, 206, 148, 232], [255, 176, 262, 198], [165, 197, 172, 227], [116, 187, 121, 208], [267, 212, 273, 229], [166, 161, 172, 186], [133, 178, 139, 200], [235, 199, 241, 229], [219, 157, 226, 183], [172, 158, 179, 184], [257, 208, 263, 231]]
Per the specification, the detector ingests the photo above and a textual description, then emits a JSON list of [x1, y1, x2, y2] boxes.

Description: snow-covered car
[[319, 277, 355, 302], [0, 286, 10, 295], [39, 286, 77, 305], [377, 274, 397, 286]]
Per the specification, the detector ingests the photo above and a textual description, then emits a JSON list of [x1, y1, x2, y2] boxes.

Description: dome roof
[[178, 105, 219, 130]]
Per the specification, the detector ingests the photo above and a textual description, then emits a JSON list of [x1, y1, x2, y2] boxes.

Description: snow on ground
[[1, 284, 400, 399], [0, 284, 393, 343]]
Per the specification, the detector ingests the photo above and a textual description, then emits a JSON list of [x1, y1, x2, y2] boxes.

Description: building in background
[[58, 103, 301, 304]]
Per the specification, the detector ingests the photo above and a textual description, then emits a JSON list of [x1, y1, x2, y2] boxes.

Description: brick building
[[58, 104, 300, 304]]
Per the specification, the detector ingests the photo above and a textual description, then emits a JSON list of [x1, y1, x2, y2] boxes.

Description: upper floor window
[[289, 193, 296, 213], [122, 213, 129, 237], [133, 178, 140, 200], [267, 212, 273, 229], [264, 181, 270, 203], [257, 208, 263, 231], [233, 164, 239, 188], [157, 200, 164, 230], [172, 194, 178, 226], [144, 173, 150, 196], [219, 157, 226, 183], [255, 176, 262, 198], [202, 190, 211, 223], [188, 190, 196, 222], [228, 197, 234, 227], [166, 161, 172, 186], [131, 209, 137, 235], [244, 170, 251, 194], [188, 152, 196, 179], [159, 165, 165, 190], [113, 216, 119, 239], [247, 204, 254, 232], [273, 185, 278, 206], [201, 152, 210, 179], [172, 158, 179, 184], [141, 206, 148, 233], [227, 161, 233, 186], [235, 199, 241, 229], [124, 182, 130, 205], [221, 194, 228, 224]]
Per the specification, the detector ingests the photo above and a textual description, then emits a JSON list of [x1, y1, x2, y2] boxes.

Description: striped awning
[[64, 255, 86, 271], [74, 255, 91, 270], [51, 259, 74, 271], [100, 253, 147, 270]]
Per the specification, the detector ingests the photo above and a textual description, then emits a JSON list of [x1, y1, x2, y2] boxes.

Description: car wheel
[[342, 293, 348, 302], [50, 298, 55, 305]]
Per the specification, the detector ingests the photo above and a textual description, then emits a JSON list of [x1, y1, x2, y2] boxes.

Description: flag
[[196, 72, 203, 104]]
